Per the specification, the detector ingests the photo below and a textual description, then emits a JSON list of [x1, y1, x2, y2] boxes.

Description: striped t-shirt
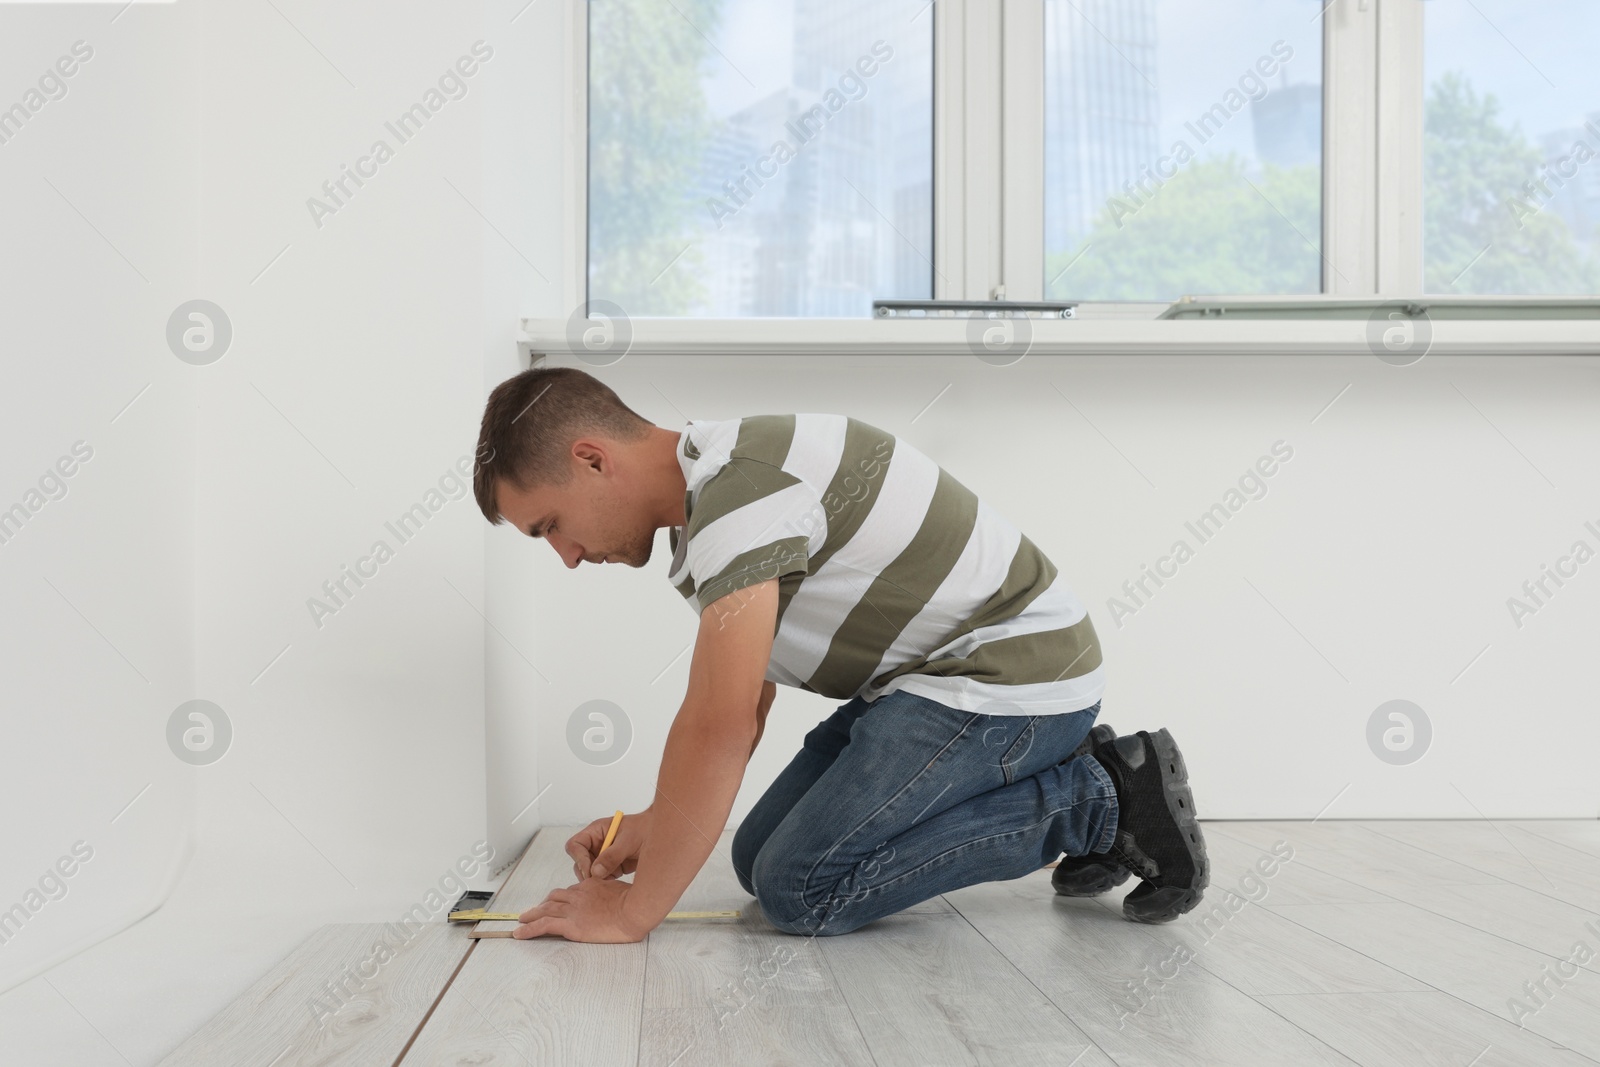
[[665, 414, 1104, 716]]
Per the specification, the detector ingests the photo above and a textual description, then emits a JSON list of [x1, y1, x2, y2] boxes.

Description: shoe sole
[[1114, 728, 1208, 924], [1051, 857, 1131, 896]]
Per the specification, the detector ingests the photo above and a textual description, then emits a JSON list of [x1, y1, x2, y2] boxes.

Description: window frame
[[536, 0, 1599, 357]]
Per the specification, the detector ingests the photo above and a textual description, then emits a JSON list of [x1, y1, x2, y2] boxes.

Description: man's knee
[[754, 888, 831, 937], [760, 902, 821, 936], [730, 823, 761, 897], [749, 849, 861, 937], [749, 846, 805, 930], [757, 895, 862, 937], [733, 860, 755, 898]]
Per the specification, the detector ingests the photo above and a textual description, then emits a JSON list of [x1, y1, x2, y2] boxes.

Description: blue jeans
[[730, 688, 1119, 936]]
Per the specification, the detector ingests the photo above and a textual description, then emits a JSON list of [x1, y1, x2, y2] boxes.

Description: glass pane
[[1043, 0, 1324, 301], [1424, 1, 1600, 294], [588, 0, 933, 317]]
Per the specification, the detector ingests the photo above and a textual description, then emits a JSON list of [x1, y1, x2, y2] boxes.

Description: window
[[586, 0, 934, 317], [1423, 0, 1600, 294], [1042, 0, 1325, 302], [565, 0, 1600, 335]]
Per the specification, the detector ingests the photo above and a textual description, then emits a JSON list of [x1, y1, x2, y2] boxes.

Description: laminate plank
[[154, 922, 470, 1067], [814, 912, 1120, 1067], [1256, 990, 1593, 1067], [1504, 820, 1600, 860], [1205, 829, 1390, 906], [635, 829, 879, 1067], [681, 829, 1119, 1067], [1264, 899, 1600, 1059], [1384, 881, 1600, 972], [1362, 820, 1600, 915], [1213, 823, 1600, 976], [1210, 820, 1391, 851], [943, 864, 1360, 1066], [1095, 873, 1431, 998], [397, 826, 648, 1067], [1210, 821, 1508, 898]]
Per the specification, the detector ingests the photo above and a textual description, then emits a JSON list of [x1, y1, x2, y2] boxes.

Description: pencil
[[600, 809, 623, 854]]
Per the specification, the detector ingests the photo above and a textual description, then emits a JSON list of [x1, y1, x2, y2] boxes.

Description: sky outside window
[[1043, 0, 1325, 303], [588, 0, 933, 318], [1423, 0, 1600, 294]]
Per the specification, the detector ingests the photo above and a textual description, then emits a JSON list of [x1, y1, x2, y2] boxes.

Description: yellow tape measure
[[453, 814, 744, 930], [449, 908, 740, 923]]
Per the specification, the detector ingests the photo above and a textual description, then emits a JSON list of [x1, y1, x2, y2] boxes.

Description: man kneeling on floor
[[471, 367, 1209, 943]]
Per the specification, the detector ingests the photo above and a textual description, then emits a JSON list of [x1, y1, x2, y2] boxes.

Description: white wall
[[3, 0, 498, 1057], [191, 0, 491, 905], [0, 2, 199, 994], [504, 351, 1600, 826], [478, 0, 571, 871]]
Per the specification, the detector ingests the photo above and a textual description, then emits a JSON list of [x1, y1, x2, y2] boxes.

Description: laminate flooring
[[155, 820, 1600, 1066]]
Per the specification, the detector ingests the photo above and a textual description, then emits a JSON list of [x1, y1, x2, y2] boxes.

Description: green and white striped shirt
[[667, 415, 1104, 716]]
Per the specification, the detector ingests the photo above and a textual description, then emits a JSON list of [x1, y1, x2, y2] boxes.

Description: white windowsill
[[519, 316, 1600, 361]]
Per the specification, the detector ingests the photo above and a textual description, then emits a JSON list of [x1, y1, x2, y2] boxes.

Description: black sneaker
[[1093, 728, 1209, 923], [1052, 723, 1131, 897], [1070, 721, 1117, 761]]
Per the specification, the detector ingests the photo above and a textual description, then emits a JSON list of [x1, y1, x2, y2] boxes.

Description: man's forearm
[[626, 708, 753, 930]]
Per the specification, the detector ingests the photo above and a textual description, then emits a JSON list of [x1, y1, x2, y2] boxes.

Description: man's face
[[494, 454, 656, 570]]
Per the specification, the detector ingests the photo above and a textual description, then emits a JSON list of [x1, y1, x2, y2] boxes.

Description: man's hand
[[567, 809, 653, 882], [513, 876, 650, 943]]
